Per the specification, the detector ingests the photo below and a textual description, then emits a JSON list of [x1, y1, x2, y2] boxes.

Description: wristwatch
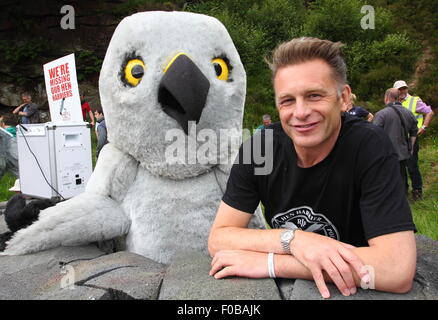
[[421, 125, 427, 130], [280, 228, 298, 254]]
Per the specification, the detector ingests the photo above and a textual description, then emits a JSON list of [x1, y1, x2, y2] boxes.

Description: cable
[[18, 125, 66, 201]]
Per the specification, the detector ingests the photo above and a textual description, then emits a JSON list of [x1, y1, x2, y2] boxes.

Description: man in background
[[94, 108, 108, 159], [373, 88, 418, 192], [393, 80, 434, 201], [256, 114, 272, 130], [346, 93, 373, 122], [12, 92, 40, 124]]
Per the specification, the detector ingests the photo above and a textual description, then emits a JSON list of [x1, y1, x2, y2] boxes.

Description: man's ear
[[340, 84, 352, 112]]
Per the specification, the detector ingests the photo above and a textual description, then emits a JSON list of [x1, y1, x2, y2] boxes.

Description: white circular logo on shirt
[[271, 206, 339, 240]]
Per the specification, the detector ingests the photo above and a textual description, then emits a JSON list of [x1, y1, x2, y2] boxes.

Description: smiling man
[[208, 37, 417, 299]]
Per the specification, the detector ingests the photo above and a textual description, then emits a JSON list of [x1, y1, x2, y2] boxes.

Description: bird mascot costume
[[2, 11, 263, 264]]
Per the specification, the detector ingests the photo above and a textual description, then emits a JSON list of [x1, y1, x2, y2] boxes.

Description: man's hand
[[417, 127, 426, 136], [210, 250, 269, 279], [12, 104, 26, 114], [290, 230, 370, 299]]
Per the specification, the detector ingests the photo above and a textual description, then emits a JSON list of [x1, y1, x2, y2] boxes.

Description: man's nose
[[294, 98, 311, 119]]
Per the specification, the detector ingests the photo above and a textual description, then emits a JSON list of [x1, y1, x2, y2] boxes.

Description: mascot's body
[[3, 11, 261, 264]]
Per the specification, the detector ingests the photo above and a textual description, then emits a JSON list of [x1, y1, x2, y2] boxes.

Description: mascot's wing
[[2, 144, 139, 256]]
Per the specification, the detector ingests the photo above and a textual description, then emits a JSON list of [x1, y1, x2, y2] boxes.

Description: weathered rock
[[275, 278, 295, 300], [415, 234, 438, 300], [159, 251, 281, 300], [37, 286, 110, 300], [84, 266, 164, 300], [68, 251, 166, 300], [0, 245, 105, 299], [0, 215, 8, 234], [0, 201, 7, 210], [289, 235, 438, 300]]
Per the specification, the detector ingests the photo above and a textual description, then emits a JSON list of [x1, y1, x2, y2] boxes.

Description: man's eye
[[309, 94, 322, 100], [281, 99, 295, 107]]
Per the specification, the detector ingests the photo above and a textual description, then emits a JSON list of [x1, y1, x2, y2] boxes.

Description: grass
[[410, 131, 438, 241], [0, 171, 15, 202]]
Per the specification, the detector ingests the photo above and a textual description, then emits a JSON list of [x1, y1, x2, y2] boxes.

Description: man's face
[[274, 59, 350, 152], [398, 87, 408, 100], [263, 119, 271, 126], [94, 111, 102, 121], [21, 95, 31, 103]]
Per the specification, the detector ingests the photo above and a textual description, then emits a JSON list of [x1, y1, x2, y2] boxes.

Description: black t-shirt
[[222, 113, 416, 247]]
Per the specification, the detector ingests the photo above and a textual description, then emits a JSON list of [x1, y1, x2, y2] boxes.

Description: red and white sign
[[43, 54, 82, 123]]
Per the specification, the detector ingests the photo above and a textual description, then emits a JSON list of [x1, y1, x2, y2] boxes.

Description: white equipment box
[[16, 122, 92, 200]]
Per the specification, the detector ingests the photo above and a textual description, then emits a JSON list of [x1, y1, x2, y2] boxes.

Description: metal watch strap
[[281, 229, 296, 254]]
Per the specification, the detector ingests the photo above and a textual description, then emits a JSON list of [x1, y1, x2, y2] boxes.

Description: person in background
[[373, 88, 418, 193], [12, 92, 40, 124], [94, 108, 108, 159], [0, 113, 18, 137], [256, 114, 272, 130], [393, 80, 435, 201], [346, 94, 373, 122], [80, 92, 95, 127]]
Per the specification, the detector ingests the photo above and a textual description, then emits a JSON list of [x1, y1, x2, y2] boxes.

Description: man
[[94, 108, 108, 159], [373, 88, 418, 192], [12, 93, 40, 124], [393, 80, 434, 201], [80, 93, 95, 127], [256, 114, 272, 130], [346, 93, 373, 122], [209, 38, 416, 299]]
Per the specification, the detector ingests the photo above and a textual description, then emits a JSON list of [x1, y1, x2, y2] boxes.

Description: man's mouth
[[293, 121, 319, 131]]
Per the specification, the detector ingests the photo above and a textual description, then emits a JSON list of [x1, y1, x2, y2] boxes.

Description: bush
[[347, 33, 421, 101]]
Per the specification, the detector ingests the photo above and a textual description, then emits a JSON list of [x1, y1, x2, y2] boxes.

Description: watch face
[[281, 231, 292, 241]]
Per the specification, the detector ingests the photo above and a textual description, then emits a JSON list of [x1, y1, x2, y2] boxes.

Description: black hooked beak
[[158, 54, 210, 135]]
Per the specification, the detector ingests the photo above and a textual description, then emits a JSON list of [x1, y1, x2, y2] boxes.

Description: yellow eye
[[124, 58, 145, 87], [211, 58, 229, 81]]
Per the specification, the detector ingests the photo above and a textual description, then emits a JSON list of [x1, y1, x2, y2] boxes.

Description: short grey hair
[[267, 37, 347, 96]]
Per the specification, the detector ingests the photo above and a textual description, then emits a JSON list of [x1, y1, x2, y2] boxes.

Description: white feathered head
[[99, 11, 246, 179]]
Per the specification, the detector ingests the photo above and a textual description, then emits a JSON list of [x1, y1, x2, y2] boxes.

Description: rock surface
[[159, 251, 282, 300]]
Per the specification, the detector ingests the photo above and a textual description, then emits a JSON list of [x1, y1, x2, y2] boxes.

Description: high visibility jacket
[[402, 95, 423, 128]]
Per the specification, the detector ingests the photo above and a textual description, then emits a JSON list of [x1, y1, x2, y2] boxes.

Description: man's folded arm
[[209, 201, 416, 294]]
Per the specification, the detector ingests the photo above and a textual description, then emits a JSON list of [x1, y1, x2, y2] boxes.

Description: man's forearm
[[423, 110, 434, 128], [274, 243, 413, 293], [209, 226, 286, 256]]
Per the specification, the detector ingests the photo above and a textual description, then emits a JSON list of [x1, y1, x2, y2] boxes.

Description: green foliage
[[303, 0, 366, 43], [415, 45, 438, 107], [76, 50, 103, 82], [347, 33, 420, 101], [0, 39, 49, 65]]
